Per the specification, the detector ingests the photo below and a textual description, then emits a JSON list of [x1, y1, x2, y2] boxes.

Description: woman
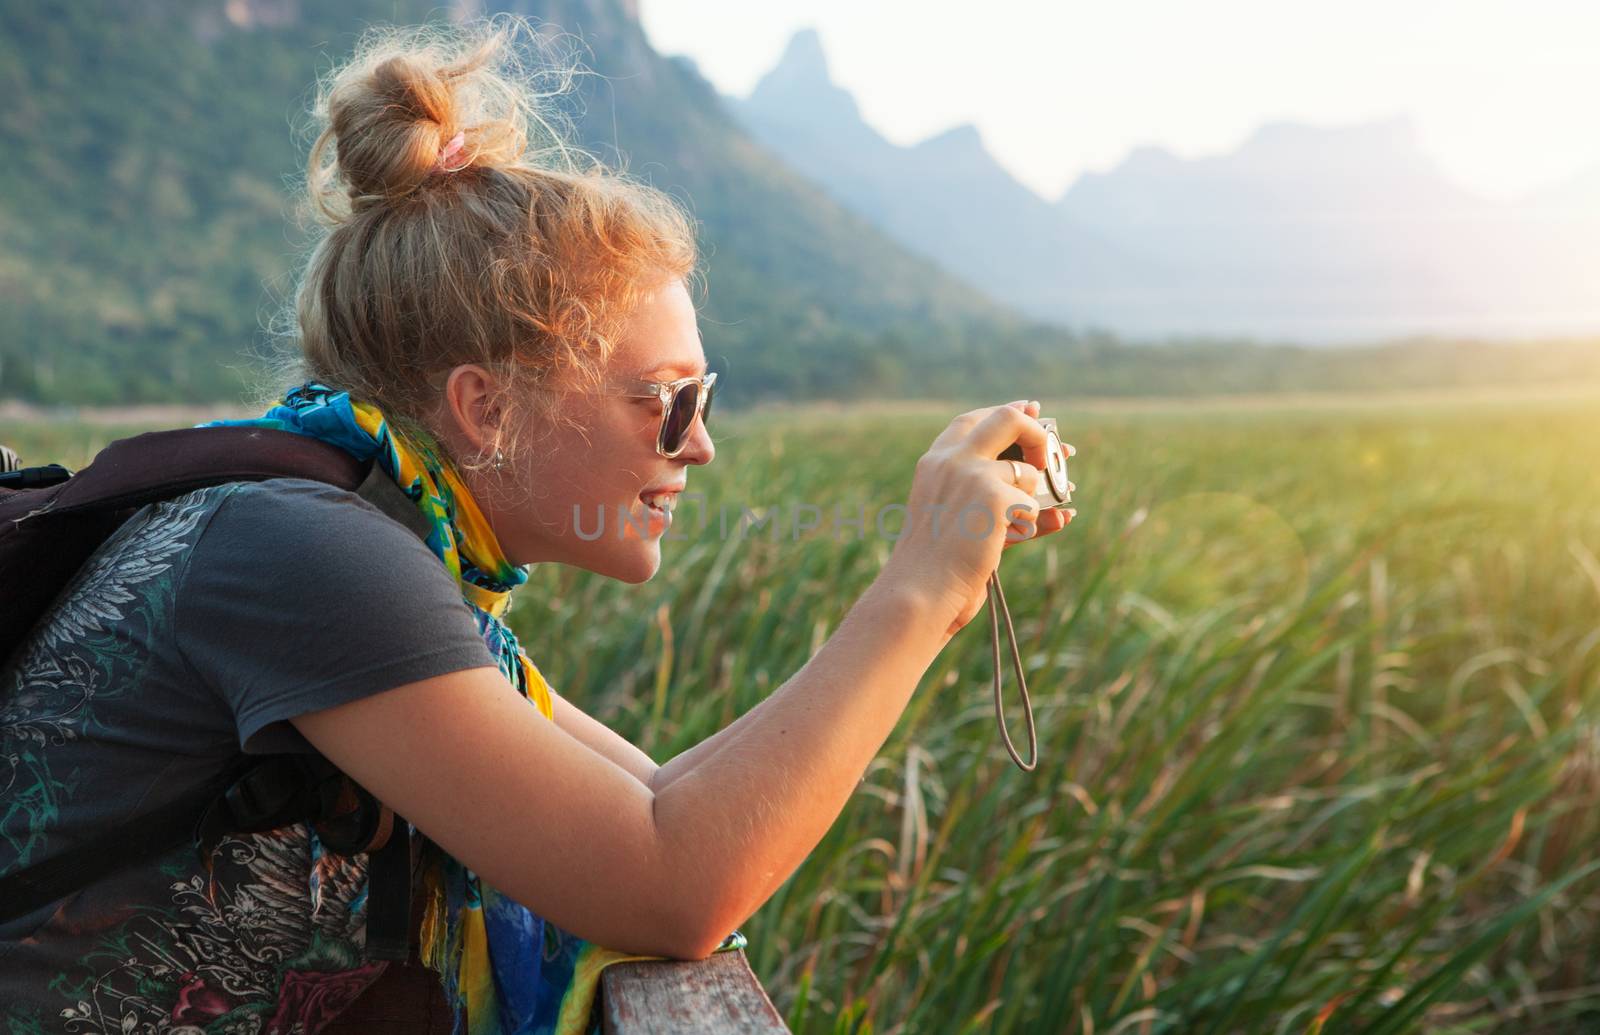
[[0, 20, 1073, 1035]]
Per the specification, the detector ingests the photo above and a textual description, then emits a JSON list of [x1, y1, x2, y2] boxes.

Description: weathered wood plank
[[600, 950, 790, 1034]]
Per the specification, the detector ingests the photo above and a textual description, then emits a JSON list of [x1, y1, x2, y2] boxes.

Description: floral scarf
[[209, 384, 744, 1034]]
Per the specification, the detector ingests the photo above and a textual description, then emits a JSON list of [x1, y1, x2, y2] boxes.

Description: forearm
[[649, 595, 956, 797], [649, 717, 738, 796], [650, 574, 948, 954], [649, 672, 786, 796]]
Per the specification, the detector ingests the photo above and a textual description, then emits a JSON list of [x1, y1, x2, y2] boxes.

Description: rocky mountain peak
[[746, 28, 860, 126]]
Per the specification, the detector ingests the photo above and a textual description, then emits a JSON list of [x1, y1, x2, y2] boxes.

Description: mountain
[[731, 29, 1151, 330], [734, 31, 1600, 343], [0, 0, 1004, 404], [1054, 118, 1598, 340]]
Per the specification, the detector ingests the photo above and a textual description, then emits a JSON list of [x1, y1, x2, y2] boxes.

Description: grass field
[[5, 387, 1599, 1033]]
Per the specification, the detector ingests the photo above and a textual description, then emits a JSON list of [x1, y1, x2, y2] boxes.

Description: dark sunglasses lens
[[662, 382, 700, 454]]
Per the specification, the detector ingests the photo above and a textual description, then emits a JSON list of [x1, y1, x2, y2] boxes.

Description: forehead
[[613, 279, 707, 381]]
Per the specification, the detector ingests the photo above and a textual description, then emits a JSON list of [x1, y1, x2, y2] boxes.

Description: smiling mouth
[[639, 492, 677, 520]]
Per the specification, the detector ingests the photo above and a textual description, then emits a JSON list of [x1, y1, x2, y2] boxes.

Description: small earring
[[490, 449, 508, 472]]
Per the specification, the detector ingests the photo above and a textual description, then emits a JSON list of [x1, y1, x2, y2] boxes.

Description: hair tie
[[433, 131, 467, 174]]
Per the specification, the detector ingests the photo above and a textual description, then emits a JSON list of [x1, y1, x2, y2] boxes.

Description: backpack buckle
[[218, 759, 315, 832], [0, 464, 73, 490]]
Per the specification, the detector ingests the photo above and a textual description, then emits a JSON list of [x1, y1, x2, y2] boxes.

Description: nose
[[676, 411, 715, 466]]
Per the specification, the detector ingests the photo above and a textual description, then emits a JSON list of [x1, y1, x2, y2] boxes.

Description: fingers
[[1038, 505, 1076, 535], [997, 464, 1076, 501], [1004, 500, 1039, 544], [1004, 505, 1078, 547], [995, 457, 1040, 496], [941, 399, 1031, 442], [933, 400, 1080, 547], [966, 402, 1046, 459]]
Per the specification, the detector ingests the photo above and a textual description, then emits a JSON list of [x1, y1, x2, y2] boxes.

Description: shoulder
[[173, 477, 495, 752], [179, 476, 463, 622], [207, 476, 398, 530], [199, 477, 436, 568]]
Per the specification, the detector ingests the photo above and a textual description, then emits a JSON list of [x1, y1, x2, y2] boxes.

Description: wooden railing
[[600, 950, 791, 1033]]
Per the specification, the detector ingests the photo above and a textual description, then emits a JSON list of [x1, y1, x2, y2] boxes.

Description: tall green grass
[[6, 390, 1598, 1033], [510, 395, 1600, 1034]]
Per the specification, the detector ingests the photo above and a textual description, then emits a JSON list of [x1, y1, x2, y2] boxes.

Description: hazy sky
[[638, 0, 1600, 202]]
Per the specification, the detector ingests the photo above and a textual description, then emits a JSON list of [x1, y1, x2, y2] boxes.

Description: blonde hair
[[289, 17, 698, 464]]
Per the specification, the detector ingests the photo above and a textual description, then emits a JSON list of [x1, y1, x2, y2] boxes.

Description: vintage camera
[[998, 416, 1072, 510]]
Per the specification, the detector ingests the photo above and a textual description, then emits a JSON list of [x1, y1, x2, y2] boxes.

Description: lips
[[637, 482, 681, 524], [639, 482, 685, 509]]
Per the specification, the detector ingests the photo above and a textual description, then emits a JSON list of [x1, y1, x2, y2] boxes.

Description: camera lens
[[1043, 429, 1070, 503]]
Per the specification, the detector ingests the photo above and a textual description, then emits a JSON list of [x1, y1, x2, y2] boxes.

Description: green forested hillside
[[0, 0, 1005, 404], [1, 1, 343, 401]]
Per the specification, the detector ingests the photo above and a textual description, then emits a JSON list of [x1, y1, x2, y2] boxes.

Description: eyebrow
[[642, 361, 708, 380]]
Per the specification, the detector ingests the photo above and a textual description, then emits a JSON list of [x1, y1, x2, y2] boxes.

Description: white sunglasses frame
[[616, 371, 717, 458]]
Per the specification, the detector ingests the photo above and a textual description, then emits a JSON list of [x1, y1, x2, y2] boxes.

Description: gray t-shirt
[[0, 478, 496, 1033]]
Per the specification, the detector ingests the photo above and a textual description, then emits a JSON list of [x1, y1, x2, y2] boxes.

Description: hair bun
[[287, 17, 699, 469], [306, 25, 548, 219]]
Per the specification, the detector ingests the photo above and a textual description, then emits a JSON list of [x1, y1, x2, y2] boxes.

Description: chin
[[590, 542, 661, 584]]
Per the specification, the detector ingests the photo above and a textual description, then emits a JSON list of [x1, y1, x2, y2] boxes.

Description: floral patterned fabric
[[0, 481, 498, 1033]]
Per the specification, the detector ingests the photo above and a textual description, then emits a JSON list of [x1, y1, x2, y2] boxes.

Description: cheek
[[533, 404, 659, 509], [624, 406, 660, 447], [546, 448, 642, 516]]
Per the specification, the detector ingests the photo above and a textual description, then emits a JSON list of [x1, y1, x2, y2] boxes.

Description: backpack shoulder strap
[[0, 767, 243, 927], [1, 427, 371, 665], [47, 426, 371, 517]]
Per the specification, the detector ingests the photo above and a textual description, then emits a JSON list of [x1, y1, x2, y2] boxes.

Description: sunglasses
[[618, 371, 717, 458]]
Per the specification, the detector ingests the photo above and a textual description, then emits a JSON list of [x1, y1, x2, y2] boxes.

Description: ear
[[442, 364, 502, 455]]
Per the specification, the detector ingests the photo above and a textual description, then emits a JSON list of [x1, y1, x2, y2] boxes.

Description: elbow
[[591, 901, 716, 961], [666, 924, 736, 962], [646, 796, 756, 960], [622, 913, 723, 961], [682, 915, 741, 961], [669, 882, 757, 961], [680, 941, 724, 962], [647, 881, 750, 961]]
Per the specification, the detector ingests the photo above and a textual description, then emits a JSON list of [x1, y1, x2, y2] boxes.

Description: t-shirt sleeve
[[176, 478, 497, 754]]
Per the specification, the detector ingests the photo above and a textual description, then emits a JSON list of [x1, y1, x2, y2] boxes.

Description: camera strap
[[987, 571, 1037, 772]]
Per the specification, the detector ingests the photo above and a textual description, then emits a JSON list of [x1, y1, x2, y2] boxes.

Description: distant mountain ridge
[[730, 30, 1152, 333], [732, 29, 1600, 342]]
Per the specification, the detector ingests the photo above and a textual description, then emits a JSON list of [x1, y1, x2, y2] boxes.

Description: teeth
[[643, 493, 675, 514]]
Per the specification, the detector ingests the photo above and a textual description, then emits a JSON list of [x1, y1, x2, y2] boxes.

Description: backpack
[[0, 426, 427, 959]]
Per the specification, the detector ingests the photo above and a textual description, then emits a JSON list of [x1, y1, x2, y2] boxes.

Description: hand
[[881, 400, 1077, 639]]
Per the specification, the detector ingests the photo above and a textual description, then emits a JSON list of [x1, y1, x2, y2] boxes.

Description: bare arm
[[646, 402, 1064, 949], [650, 578, 946, 951], [646, 587, 930, 797], [550, 687, 658, 788], [648, 402, 1070, 798], [290, 403, 1060, 959], [288, 578, 942, 959]]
